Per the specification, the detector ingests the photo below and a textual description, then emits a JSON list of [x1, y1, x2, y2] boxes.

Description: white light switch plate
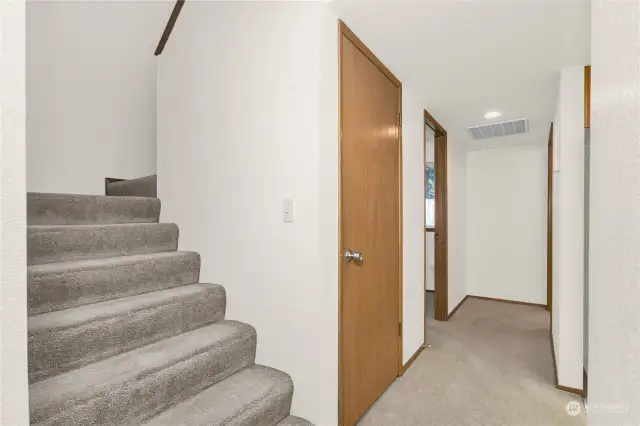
[[283, 198, 294, 223]]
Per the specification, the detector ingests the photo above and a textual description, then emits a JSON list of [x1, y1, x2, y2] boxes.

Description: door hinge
[[397, 112, 402, 128], [398, 322, 403, 337]]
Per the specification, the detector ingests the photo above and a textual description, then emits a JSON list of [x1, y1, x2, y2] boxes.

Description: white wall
[[402, 88, 426, 363], [448, 134, 468, 313], [551, 116, 562, 378], [589, 0, 640, 422], [157, 3, 339, 424], [553, 66, 584, 391], [467, 145, 547, 304], [26, 1, 170, 195], [0, 0, 29, 423]]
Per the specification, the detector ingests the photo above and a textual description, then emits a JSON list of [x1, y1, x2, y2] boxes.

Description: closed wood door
[[339, 23, 402, 426]]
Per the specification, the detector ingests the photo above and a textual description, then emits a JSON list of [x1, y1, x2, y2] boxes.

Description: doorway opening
[[424, 110, 449, 326]]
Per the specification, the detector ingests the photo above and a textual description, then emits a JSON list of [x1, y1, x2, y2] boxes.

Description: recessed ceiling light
[[484, 111, 502, 119]]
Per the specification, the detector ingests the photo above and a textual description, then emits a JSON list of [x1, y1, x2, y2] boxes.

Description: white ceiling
[[331, 0, 591, 150]]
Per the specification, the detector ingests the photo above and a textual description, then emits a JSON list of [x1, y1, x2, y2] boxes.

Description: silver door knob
[[344, 250, 363, 263]]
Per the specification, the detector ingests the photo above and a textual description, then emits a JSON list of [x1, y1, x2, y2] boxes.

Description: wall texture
[[448, 133, 468, 313], [553, 66, 584, 391], [0, 0, 29, 423], [157, 3, 339, 423], [26, 1, 170, 194], [589, 0, 640, 423], [402, 87, 426, 363], [467, 145, 547, 304]]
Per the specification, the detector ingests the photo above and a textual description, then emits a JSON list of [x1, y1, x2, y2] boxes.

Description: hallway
[[359, 298, 586, 425]]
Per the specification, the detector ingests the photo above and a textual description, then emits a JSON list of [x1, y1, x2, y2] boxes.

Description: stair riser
[[142, 365, 295, 426], [277, 416, 315, 426], [107, 175, 157, 197], [28, 193, 161, 226], [29, 287, 225, 383], [28, 253, 201, 315], [31, 327, 257, 426], [28, 224, 179, 265], [229, 388, 293, 426]]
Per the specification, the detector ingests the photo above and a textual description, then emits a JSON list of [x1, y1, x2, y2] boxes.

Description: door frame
[[337, 20, 403, 425], [424, 109, 449, 321], [547, 122, 553, 312]]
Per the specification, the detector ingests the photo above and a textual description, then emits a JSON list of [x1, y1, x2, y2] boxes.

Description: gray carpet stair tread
[[30, 320, 257, 426], [29, 283, 226, 382], [276, 416, 315, 426], [28, 251, 201, 315], [28, 192, 160, 225], [28, 223, 179, 265], [27, 190, 305, 425], [143, 365, 294, 426], [108, 174, 157, 197]]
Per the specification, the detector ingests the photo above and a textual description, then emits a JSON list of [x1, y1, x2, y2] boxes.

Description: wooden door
[[434, 134, 448, 320], [339, 22, 402, 426]]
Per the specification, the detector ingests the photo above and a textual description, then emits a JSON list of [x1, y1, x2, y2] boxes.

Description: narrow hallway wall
[[448, 132, 468, 313], [27, 1, 170, 194], [553, 65, 585, 391], [402, 88, 426, 363]]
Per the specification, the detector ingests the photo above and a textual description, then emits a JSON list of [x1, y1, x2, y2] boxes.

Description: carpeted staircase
[[27, 192, 313, 426]]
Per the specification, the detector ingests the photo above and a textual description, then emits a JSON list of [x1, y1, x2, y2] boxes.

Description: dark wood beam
[[154, 0, 185, 56]]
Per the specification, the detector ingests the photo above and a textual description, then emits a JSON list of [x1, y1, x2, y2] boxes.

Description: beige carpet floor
[[358, 297, 587, 426]]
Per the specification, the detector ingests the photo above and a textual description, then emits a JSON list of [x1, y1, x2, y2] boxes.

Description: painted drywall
[[552, 66, 584, 391], [0, 0, 29, 423], [425, 235, 435, 291], [26, 1, 170, 195], [157, 3, 339, 424], [551, 114, 562, 380], [589, 0, 640, 423], [448, 133, 468, 314], [425, 126, 435, 291], [402, 88, 426, 363], [466, 145, 547, 304]]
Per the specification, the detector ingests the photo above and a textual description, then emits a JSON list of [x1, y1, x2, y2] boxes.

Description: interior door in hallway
[[339, 22, 402, 426]]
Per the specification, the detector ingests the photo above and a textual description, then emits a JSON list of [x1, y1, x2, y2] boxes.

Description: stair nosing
[[28, 192, 160, 202], [28, 222, 177, 230], [28, 250, 199, 274], [29, 283, 221, 329], [143, 365, 293, 425], [30, 320, 255, 414]]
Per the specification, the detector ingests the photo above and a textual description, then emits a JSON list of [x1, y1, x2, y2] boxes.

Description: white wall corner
[[0, 0, 30, 423], [448, 132, 468, 314], [588, 0, 640, 423], [553, 65, 585, 391], [402, 87, 426, 363]]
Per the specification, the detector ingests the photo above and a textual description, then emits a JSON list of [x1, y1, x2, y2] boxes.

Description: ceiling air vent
[[466, 118, 529, 140]]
